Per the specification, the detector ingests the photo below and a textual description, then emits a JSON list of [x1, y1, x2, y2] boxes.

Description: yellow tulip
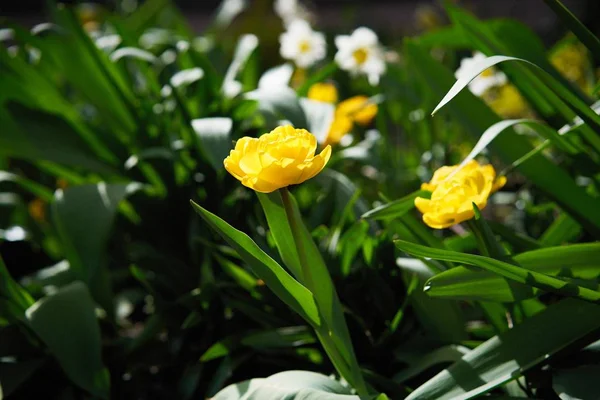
[[415, 160, 506, 229], [224, 125, 332, 193], [307, 82, 339, 104]]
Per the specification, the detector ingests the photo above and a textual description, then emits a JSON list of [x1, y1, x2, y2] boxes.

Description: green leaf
[[0, 253, 34, 311], [540, 213, 582, 246], [553, 365, 600, 400], [405, 298, 600, 400], [361, 190, 428, 220], [542, 0, 600, 62], [0, 359, 44, 397], [26, 282, 109, 398], [425, 243, 600, 302], [259, 190, 366, 394], [52, 183, 142, 316], [0, 171, 53, 202], [191, 117, 233, 172], [190, 200, 320, 327], [256, 193, 303, 280], [201, 326, 315, 362], [468, 204, 508, 259], [404, 41, 600, 236], [393, 345, 470, 383], [1, 103, 117, 174], [395, 240, 600, 303], [212, 370, 358, 400]]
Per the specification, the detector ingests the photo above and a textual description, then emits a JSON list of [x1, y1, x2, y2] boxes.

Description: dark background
[[2, 0, 600, 46]]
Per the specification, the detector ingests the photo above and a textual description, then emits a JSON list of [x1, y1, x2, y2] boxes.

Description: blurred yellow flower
[[336, 96, 378, 126], [486, 84, 530, 119], [307, 82, 338, 104], [551, 41, 590, 91], [224, 125, 332, 193], [324, 95, 378, 146], [415, 160, 506, 229]]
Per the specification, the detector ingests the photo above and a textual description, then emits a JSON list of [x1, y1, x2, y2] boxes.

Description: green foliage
[[1, 0, 600, 398]]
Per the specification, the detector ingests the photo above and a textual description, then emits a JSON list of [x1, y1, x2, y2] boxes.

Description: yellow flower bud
[[415, 160, 506, 229], [336, 96, 378, 126], [224, 125, 332, 193], [307, 82, 339, 104]]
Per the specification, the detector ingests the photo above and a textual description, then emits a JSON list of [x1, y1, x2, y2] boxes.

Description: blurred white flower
[[279, 20, 326, 68], [274, 0, 309, 26], [215, 0, 247, 28], [455, 51, 507, 96], [335, 27, 386, 85]]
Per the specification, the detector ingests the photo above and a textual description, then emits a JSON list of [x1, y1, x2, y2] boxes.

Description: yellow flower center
[[480, 68, 494, 77], [299, 40, 311, 54], [353, 48, 368, 65]]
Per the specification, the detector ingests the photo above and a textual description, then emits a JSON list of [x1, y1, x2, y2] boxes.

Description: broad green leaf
[[191, 117, 233, 171], [52, 183, 142, 283], [190, 201, 320, 326], [425, 243, 600, 302], [258, 190, 366, 394], [26, 282, 109, 398], [212, 370, 357, 400], [393, 345, 470, 383], [361, 190, 428, 221], [395, 240, 600, 303], [0, 359, 44, 397], [542, 0, 600, 62], [553, 365, 600, 400], [1, 103, 117, 174], [52, 183, 142, 316], [405, 298, 600, 400], [404, 41, 600, 236]]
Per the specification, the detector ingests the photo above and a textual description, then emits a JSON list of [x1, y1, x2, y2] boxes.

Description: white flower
[[274, 0, 310, 27], [335, 27, 386, 86], [455, 51, 507, 96], [279, 20, 326, 68]]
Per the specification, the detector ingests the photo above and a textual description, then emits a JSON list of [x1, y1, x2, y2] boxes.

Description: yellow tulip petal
[[414, 197, 431, 213], [223, 125, 331, 192]]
